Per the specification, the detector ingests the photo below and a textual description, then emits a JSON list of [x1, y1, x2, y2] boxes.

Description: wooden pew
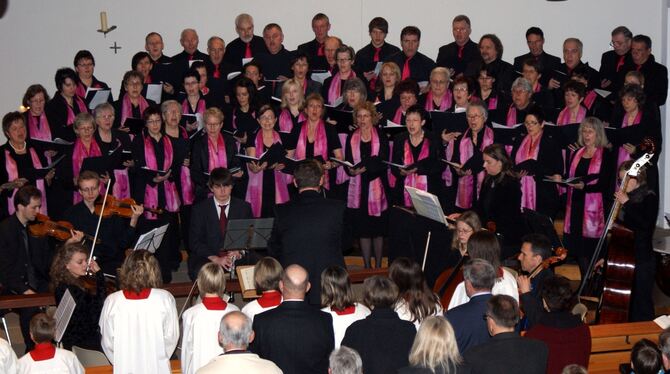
[[588, 321, 662, 373], [86, 360, 181, 373]]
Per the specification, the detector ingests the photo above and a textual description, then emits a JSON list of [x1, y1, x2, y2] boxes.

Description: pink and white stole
[[472, 94, 498, 110], [327, 71, 356, 105], [402, 137, 430, 207], [279, 109, 305, 133], [120, 94, 149, 127], [617, 111, 642, 167], [515, 132, 542, 210], [72, 138, 102, 203], [505, 104, 521, 154], [182, 97, 206, 115], [207, 134, 228, 172], [583, 90, 597, 110], [393, 107, 404, 125], [424, 91, 453, 111], [176, 128, 195, 206], [109, 138, 131, 200], [66, 96, 89, 126], [75, 80, 103, 100], [564, 147, 605, 238], [556, 106, 587, 126], [245, 131, 290, 217], [5, 148, 46, 215], [335, 132, 349, 185], [455, 127, 494, 209], [347, 128, 387, 216], [295, 121, 330, 189], [442, 139, 454, 187], [27, 114, 52, 141], [143, 134, 180, 219]]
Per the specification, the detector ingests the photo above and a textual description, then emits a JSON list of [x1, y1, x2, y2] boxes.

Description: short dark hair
[[363, 275, 398, 309], [480, 34, 504, 59], [401, 26, 421, 40], [612, 26, 633, 39], [14, 185, 41, 210], [405, 104, 427, 121], [368, 17, 389, 34], [29, 313, 55, 343], [620, 83, 646, 108], [521, 233, 552, 260], [243, 59, 264, 77], [486, 294, 519, 328], [463, 258, 496, 290], [142, 105, 162, 122], [74, 50, 95, 67], [22, 84, 50, 108], [525, 104, 546, 124], [571, 64, 593, 82], [145, 31, 163, 43], [452, 15, 471, 26], [290, 51, 310, 67], [563, 80, 586, 98], [183, 69, 200, 83], [2, 111, 25, 137], [540, 275, 575, 312], [54, 67, 77, 91], [452, 76, 474, 95], [312, 13, 329, 24], [208, 167, 234, 187], [631, 339, 662, 374], [525, 27, 544, 40], [294, 159, 323, 189], [190, 60, 207, 72], [122, 70, 144, 87], [522, 58, 543, 74], [263, 22, 282, 34], [394, 79, 420, 98], [131, 51, 152, 71], [632, 34, 652, 49]]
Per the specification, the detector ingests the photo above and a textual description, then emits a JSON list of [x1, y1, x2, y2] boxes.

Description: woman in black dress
[[93, 103, 133, 200], [226, 77, 259, 146], [45, 68, 89, 141]]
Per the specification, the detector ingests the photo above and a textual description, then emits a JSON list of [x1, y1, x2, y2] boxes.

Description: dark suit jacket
[[267, 190, 345, 305], [0, 215, 52, 294], [513, 51, 562, 86], [446, 293, 492, 353], [463, 332, 548, 374], [384, 51, 436, 83], [599, 50, 634, 94], [467, 58, 515, 93], [223, 35, 268, 71], [250, 300, 334, 374], [437, 40, 481, 77], [188, 196, 252, 278], [635, 54, 668, 106], [256, 47, 294, 80], [354, 42, 401, 74], [341, 308, 416, 374]]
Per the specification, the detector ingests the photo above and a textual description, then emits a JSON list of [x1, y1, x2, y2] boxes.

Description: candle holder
[[97, 25, 117, 37], [97, 11, 116, 37]]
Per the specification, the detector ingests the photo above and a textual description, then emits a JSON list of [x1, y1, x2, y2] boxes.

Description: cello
[[577, 152, 653, 324]]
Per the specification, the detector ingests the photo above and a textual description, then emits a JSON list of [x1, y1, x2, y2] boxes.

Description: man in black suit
[[256, 23, 293, 81], [172, 28, 209, 88], [631, 34, 668, 106], [599, 26, 634, 94], [466, 34, 514, 93], [204, 36, 235, 108], [549, 38, 600, 91], [436, 15, 481, 78], [250, 264, 334, 374], [223, 13, 268, 72], [297, 13, 331, 70], [188, 167, 253, 279], [516, 233, 554, 330], [446, 258, 495, 354], [385, 26, 436, 83], [0, 186, 82, 351], [464, 295, 548, 374], [513, 27, 561, 87], [354, 17, 401, 87], [268, 159, 345, 305]]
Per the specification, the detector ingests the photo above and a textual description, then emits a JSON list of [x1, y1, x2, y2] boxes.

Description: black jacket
[[463, 331, 548, 374]]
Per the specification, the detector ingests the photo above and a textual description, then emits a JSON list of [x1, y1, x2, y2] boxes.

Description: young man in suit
[[188, 167, 253, 280]]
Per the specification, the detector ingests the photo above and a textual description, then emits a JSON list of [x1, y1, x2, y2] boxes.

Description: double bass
[[577, 152, 653, 324]]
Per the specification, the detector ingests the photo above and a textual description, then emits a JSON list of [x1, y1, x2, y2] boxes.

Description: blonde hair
[[381, 62, 401, 84], [577, 117, 609, 148], [408, 316, 463, 372], [254, 257, 283, 292], [430, 67, 451, 84], [450, 211, 482, 251], [119, 250, 162, 293], [74, 112, 96, 131], [197, 262, 227, 298], [353, 101, 381, 126], [203, 107, 224, 124], [281, 78, 306, 110]]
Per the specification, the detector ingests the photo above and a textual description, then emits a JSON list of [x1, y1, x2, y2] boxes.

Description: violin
[[28, 213, 99, 243], [81, 272, 117, 296], [94, 195, 163, 218]]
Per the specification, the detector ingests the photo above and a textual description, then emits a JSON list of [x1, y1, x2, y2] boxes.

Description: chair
[[72, 345, 110, 367]]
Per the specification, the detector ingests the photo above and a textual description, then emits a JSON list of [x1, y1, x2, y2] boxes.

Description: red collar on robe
[[202, 296, 228, 310], [30, 342, 56, 361], [257, 290, 282, 308], [331, 305, 356, 315], [123, 288, 151, 299]]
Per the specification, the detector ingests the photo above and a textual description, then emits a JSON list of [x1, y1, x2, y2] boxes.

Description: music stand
[[224, 218, 274, 250], [522, 209, 563, 249], [134, 224, 169, 253]]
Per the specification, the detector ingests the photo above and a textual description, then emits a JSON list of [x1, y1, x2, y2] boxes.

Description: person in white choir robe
[[17, 313, 84, 374], [320, 266, 371, 348], [0, 337, 18, 374], [99, 250, 179, 374], [241, 257, 283, 322], [181, 263, 240, 374]]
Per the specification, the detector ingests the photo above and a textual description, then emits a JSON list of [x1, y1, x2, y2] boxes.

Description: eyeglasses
[[457, 228, 473, 234], [453, 86, 468, 92], [98, 114, 114, 120], [467, 114, 483, 120], [337, 58, 352, 63]]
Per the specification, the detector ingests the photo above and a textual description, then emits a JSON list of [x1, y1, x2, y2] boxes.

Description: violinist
[[614, 160, 658, 321], [516, 233, 554, 329], [0, 185, 83, 351], [49, 242, 106, 351], [63, 171, 143, 276]]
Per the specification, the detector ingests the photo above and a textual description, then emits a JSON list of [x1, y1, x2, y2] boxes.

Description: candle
[[100, 11, 108, 31]]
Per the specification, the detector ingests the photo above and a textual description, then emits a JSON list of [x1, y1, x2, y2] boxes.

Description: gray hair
[[161, 100, 180, 114], [93, 102, 114, 118], [463, 258, 496, 290], [511, 77, 532, 93], [219, 311, 253, 349], [329, 346, 363, 374], [343, 78, 368, 102], [466, 101, 488, 121]]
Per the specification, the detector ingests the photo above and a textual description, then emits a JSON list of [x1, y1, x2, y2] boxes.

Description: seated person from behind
[[17, 313, 84, 373]]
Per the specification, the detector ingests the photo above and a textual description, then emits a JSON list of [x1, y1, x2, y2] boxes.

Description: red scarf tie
[[317, 43, 324, 56], [213, 64, 221, 79], [616, 55, 626, 72], [373, 47, 381, 62], [457, 46, 464, 59], [245, 43, 252, 59], [402, 57, 412, 80]]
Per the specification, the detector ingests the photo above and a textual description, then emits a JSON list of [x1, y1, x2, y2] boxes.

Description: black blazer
[[437, 39, 481, 78], [341, 307, 416, 374], [0, 215, 52, 294], [463, 332, 548, 374], [599, 50, 634, 94], [189, 133, 240, 202], [513, 52, 562, 86], [446, 293, 492, 354], [267, 190, 345, 305], [384, 51, 436, 83], [188, 196, 252, 278], [44, 93, 83, 141], [354, 42, 401, 74], [223, 35, 268, 71], [476, 174, 524, 246], [250, 300, 334, 374]]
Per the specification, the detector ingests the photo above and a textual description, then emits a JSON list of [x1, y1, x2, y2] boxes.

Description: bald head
[[280, 264, 310, 299], [324, 36, 342, 65], [180, 28, 199, 54], [219, 311, 254, 351]]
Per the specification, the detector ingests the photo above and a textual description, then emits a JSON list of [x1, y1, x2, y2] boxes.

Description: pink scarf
[[121, 94, 149, 127], [442, 139, 454, 187], [393, 107, 404, 124], [387, 141, 396, 188], [66, 96, 89, 126], [27, 113, 52, 141], [402, 136, 430, 207], [207, 134, 228, 172], [424, 91, 453, 111], [564, 147, 605, 238], [176, 128, 195, 206], [557, 106, 587, 125], [472, 94, 498, 110], [335, 133, 349, 185], [5, 148, 46, 215], [295, 121, 330, 189], [455, 127, 494, 209], [327, 71, 356, 105], [278, 109, 304, 133], [583, 90, 597, 110], [515, 132, 542, 210], [72, 138, 102, 204], [182, 97, 206, 115], [143, 134, 180, 219], [245, 131, 290, 217], [347, 128, 387, 216], [506, 105, 519, 127], [617, 111, 642, 167], [75, 80, 104, 99]]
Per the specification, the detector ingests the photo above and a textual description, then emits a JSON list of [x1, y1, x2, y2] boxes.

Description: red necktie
[[402, 57, 411, 80], [317, 43, 324, 57], [188, 54, 194, 61], [636, 64, 642, 71], [457, 46, 464, 59], [219, 204, 228, 235], [373, 47, 381, 62], [145, 75, 152, 84], [245, 43, 252, 59], [616, 55, 626, 72], [213, 64, 221, 79]]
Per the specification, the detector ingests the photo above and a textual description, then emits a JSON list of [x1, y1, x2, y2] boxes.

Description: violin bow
[[87, 178, 112, 271]]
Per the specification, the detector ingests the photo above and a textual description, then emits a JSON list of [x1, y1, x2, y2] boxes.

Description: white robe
[[394, 299, 443, 330], [99, 289, 179, 374], [241, 299, 281, 322], [321, 303, 370, 348], [181, 301, 240, 374], [17, 348, 84, 374], [0, 338, 17, 374], [447, 268, 519, 310]]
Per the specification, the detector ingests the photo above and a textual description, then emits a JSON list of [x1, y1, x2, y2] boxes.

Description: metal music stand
[[133, 224, 169, 253], [223, 218, 274, 278]]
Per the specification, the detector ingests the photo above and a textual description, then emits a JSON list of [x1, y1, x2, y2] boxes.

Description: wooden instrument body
[[598, 225, 636, 324]]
